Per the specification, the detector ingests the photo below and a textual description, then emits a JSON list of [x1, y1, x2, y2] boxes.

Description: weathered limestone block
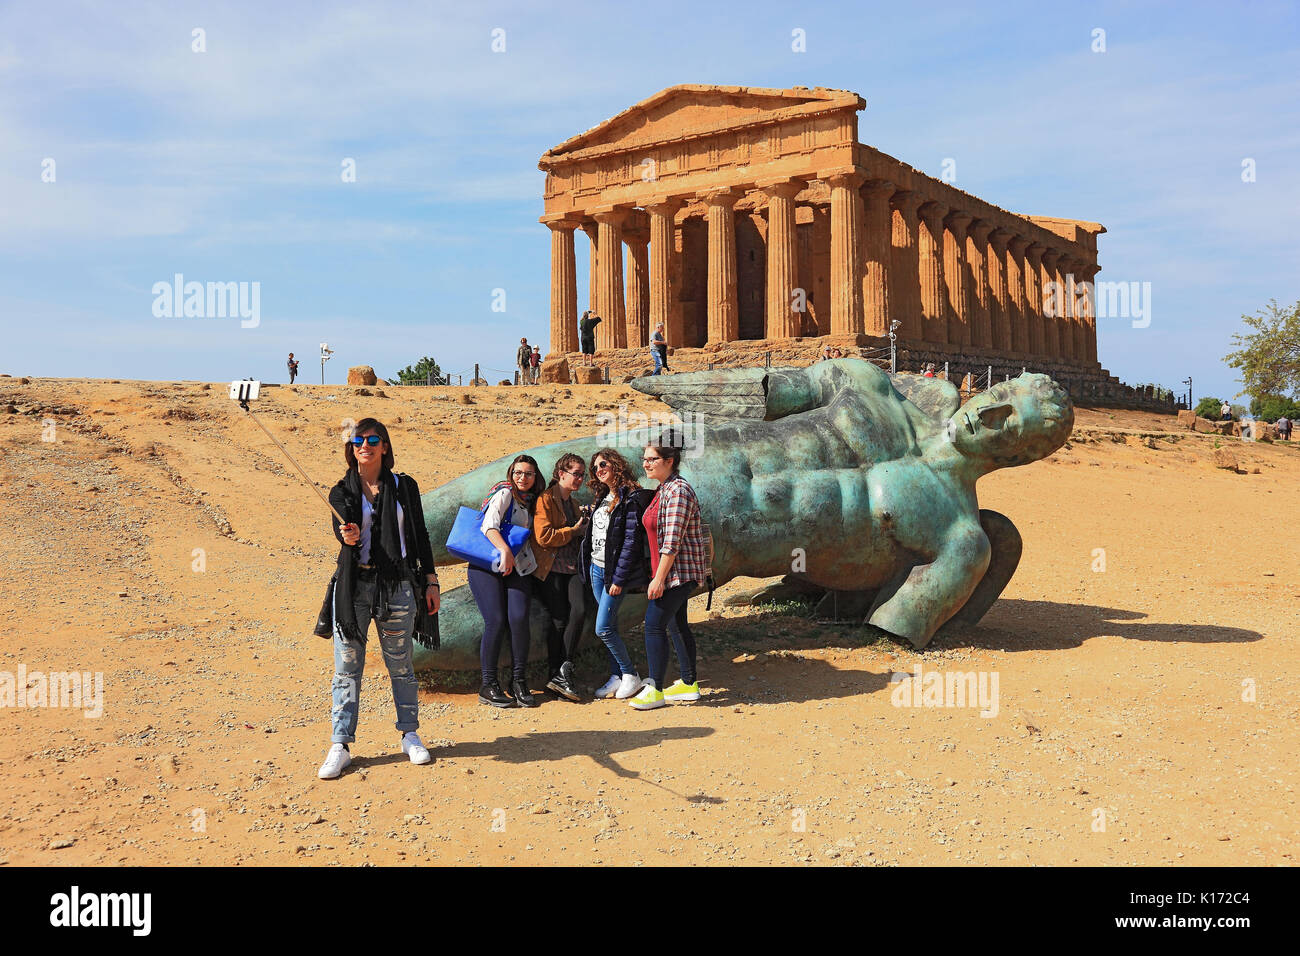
[[498, 379, 513, 386], [540, 357, 570, 384], [470, 377, 488, 386], [574, 365, 603, 385], [1192, 417, 1220, 434], [347, 365, 377, 386], [1212, 447, 1239, 471], [1177, 409, 1197, 429]]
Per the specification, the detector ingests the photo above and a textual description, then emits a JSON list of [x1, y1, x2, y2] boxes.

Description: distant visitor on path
[[287, 352, 299, 384], [651, 323, 669, 375], [579, 310, 601, 365], [517, 338, 532, 385], [923, 363, 936, 378], [1221, 401, 1232, 421], [1276, 415, 1291, 440], [530, 345, 542, 384]]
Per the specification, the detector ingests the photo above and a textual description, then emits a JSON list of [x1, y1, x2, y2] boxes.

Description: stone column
[[917, 201, 949, 344], [593, 208, 627, 350], [861, 179, 895, 337], [545, 219, 578, 355], [699, 188, 742, 345], [1005, 236, 1029, 355], [987, 229, 1012, 351], [943, 211, 973, 347], [759, 180, 805, 339], [823, 171, 865, 336], [966, 220, 993, 349], [580, 222, 599, 315], [1024, 243, 1046, 359], [647, 199, 682, 349], [624, 228, 650, 349], [1060, 254, 1081, 361], [889, 191, 923, 342], [1047, 249, 1069, 361], [1077, 263, 1099, 365]]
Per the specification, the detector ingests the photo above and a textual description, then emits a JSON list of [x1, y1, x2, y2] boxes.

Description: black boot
[[512, 677, 539, 708], [545, 661, 581, 702], [478, 680, 515, 708]]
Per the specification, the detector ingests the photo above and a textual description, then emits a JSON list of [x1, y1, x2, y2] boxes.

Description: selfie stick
[[233, 381, 348, 526]]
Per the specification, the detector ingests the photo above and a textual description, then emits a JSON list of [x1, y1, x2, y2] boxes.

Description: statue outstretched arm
[[867, 525, 991, 648]]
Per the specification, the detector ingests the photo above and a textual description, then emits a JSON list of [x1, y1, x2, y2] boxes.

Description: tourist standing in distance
[[532, 453, 590, 701], [579, 311, 601, 366], [530, 345, 542, 384], [1276, 415, 1291, 441], [630, 433, 707, 710], [517, 338, 532, 386], [287, 352, 299, 384], [580, 448, 652, 699], [651, 323, 669, 375], [318, 418, 440, 780], [1221, 400, 1232, 421], [470, 455, 541, 707]]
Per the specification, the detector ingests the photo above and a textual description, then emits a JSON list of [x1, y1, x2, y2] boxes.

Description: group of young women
[[317, 419, 708, 780], [469, 436, 706, 712]]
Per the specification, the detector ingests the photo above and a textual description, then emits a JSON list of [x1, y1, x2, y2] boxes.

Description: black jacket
[[580, 486, 653, 593], [314, 470, 438, 647]]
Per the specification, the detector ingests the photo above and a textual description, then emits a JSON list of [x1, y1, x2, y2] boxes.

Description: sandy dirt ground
[[1, 376, 1296, 866]]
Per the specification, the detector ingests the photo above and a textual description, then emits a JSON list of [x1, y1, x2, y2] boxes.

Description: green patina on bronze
[[415, 360, 1073, 670]]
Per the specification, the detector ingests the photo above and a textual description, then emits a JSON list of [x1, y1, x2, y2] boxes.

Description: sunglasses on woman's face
[[594, 461, 609, 472], [350, 435, 383, 447]]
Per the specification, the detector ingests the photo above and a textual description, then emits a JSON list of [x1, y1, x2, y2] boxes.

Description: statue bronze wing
[[631, 362, 961, 425], [889, 372, 961, 422]]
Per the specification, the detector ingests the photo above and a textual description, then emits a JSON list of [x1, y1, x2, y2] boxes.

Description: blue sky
[[1, 0, 1296, 401]]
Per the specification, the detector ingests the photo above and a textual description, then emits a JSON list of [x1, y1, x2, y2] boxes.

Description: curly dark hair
[[587, 448, 638, 505]]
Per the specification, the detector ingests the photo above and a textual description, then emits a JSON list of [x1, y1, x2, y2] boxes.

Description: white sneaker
[[615, 673, 645, 700], [401, 732, 432, 765], [594, 675, 622, 699], [318, 743, 352, 780]]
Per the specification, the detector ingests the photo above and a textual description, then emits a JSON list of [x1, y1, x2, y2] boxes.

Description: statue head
[[947, 373, 1073, 468]]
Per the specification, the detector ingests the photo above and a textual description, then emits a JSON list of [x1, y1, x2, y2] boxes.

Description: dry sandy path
[[1, 378, 1295, 866]]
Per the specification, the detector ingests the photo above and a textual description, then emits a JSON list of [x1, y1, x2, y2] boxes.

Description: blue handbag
[[445, 495, 531, 572]]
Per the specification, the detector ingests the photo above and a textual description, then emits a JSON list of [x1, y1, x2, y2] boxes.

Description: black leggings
[[538, 570, 586, 674], [468, 565, 533, 685]]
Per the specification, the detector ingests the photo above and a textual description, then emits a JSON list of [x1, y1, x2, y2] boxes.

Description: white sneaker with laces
[[401, 732, 432, 765], [615, 673, 645, 700], [318, 743, 352, 780], [594, 675, 621, 699]]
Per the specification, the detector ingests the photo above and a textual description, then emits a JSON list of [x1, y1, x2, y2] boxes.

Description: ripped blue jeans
[[330, 577, 419, 743]]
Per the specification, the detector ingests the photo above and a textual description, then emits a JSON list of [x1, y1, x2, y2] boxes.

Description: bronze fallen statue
[[415, 360, 1073, 670]]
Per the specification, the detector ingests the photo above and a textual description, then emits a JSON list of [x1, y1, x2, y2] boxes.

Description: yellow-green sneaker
[[629, 683, 666, 710], [663, 679, 701, 704]]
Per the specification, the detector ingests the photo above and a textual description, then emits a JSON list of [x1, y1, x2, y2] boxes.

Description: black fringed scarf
[[320, 466, 439, 650]]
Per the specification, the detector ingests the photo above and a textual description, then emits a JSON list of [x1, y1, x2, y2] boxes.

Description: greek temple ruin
[[538, 85, 1162, 406]]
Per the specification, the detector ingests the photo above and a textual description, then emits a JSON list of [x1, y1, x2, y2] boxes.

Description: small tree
[[1250, 393, 1300, 422], [1194, 396, 1223, 420], [393, 356, 444, 386], [1224, 298, 1300, 400]]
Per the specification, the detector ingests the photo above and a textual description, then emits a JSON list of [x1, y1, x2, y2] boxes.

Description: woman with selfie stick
[[317, 418, 441, 780]]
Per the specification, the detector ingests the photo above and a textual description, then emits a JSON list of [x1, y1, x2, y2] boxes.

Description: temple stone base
[[556, 335, 1173, 414]]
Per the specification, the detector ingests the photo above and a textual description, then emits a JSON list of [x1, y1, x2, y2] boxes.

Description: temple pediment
[[542, 85, 862, 162]]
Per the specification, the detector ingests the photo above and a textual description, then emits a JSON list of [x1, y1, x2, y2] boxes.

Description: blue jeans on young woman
[[330, 577, 420, 744], [590, 563, 636, 677], [644, 581, 698, 689]]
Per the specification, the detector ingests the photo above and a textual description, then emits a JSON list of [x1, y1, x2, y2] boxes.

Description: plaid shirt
[[652, 473, 709, 589]]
